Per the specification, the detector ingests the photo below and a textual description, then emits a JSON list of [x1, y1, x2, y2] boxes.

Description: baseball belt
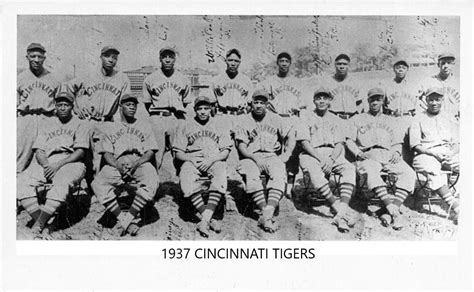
[[330, 111, 356, 120], [362, 145, 387, 152], [90, 116, 113, 122], [18, 109, 55, 117], [218, 107, 246, 115], [150, 111, 172, 117], [387, 110, 415, 117]]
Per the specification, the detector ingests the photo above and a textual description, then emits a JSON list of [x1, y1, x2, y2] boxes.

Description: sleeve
[[408, 118, 422, 149], [278, 115, 292, 139], [234, 119, 249, 144], [218, 127, 233, 151], [181, 74, 192, 105], [32, 127, 47, 151], [142, 75, 153, 103], [333, 117, 346, 143], [244, 76, 254, 105], [142, 121, 159, 152], [73, 121, 91, 150], [346, 115, 359, 141], [295, 114, 310, 141], [172, 123, 188, 152], [97, 124, 114, 154]]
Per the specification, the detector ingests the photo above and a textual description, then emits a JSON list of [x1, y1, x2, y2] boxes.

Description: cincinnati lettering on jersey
[[358, 122, 395, 137], [106, 126, 147, 144], [188, 130, 220, 145], [45, 128, 75, 142], [221, 82, 248, 96], [310, 123, 337, 136], [21, 81, 55, 98], [271, 85, 301, 99], [86, 83, 121, 97], [387, 92, 416, 106], [151, 81, 183, 97], [444, 87, 460, 103], [249, 124, 278, 141], [330, 85, 359, 98]]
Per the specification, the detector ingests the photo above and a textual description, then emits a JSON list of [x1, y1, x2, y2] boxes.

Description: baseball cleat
[[209, 219, 222, 233], [380, 213, 393, 227], [197, 220, 210, 238]]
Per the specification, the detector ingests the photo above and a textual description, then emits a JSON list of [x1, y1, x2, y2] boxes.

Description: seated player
[[297, 87, 356, 232], [346, 87, 415, 230], [173, 96, 232, 238], [235, 90, 296, 233], [17, 90, 89, 239], [91, 94, 159, 236], [409, 87, 460, 222]]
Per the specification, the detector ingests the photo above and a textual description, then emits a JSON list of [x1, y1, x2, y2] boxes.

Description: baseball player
[[68, 46, 130, 180], [235, 89, 295, 233], [143, 46, 190, 170], [418, 53, 459, 120], [17, 90, 89, 238], [258, 52, 305, 198], [346, 87, 416, 230], [297, 87, 356, 232], [17, 43, 60, 173], [173, 96, 232, 237], [91, 94, 159, 236], [409, 87, 459, 222]]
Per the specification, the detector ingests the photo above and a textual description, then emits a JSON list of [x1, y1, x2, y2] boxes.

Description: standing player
[[409, 87, 459, 222], [173, 96, 232, 237], [92, 94, 159, 236], [235, 90, 295, 233], [258, 52, 305, 198], [143, 46, 190, 170], [17, 90, 89, 238], [346, 88, 415, 230], [418, 53, 459, 119], [68, 46, 130, 178], [297, 87, 356, 232], [17, 43, 60, 173]]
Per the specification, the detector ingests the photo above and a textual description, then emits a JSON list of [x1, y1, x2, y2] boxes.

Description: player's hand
[[197, 158, 214, 173], [320, 157, 334, 176], [389, 151, 402, 164], [214, 86, 223, 96], [431, 152, 448, 163], [252, 157, 268, 174], [278, 153, 290, 163], [356, 152, 370, 161], [43, 162, 62, 181]]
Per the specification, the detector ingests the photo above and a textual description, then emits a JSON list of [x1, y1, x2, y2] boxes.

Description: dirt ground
[[17, 149, 459, 241]]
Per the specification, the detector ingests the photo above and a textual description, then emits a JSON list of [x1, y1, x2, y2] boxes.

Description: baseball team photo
[[16, 15, 461, 241]]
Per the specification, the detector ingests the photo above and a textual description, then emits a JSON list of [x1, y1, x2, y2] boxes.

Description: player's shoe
[[258, 216, 277, 233], [391, 213, 406, 231], [197, 220, 210, 238], [126, 219, 141, 236], [333, 215, 350, 233], [380, 213, 393, 227], [209, 219, 222, 233]]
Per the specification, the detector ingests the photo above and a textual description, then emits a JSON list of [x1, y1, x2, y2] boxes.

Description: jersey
[[319, 74, 362, 114], [99, 118, 158, 158], [212, 72, 253, 108], [68, 69, 130, 121], [235, 112, 291, 154], [143, 69, 190, 113], [32, 116, 90, 157], [297, 110, 345, 148], [17, 69, 60, 113], [173, 117, 233, 158], [409, 111, 459, 150], [381, 77, 420, 114], [348, 113, 403, 151], [258, 75, 305, 115], [418, 74, 460, 118]]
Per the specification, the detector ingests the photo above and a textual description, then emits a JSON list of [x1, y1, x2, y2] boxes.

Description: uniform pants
[[412, 146, 459, 190], [237, 153, 286, 193], [17, 114, 48, 173], [179, 161, 227, 198]]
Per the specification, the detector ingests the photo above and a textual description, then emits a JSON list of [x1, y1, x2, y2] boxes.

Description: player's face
[[195, 104, 211, 121], [251, 98, 267, 116], [335, 59, 349, 76], [426, 94, 443, 114], [393, 64, 408, 79], [55, 100, 73, 119], [277, 57, 291, 74], [160, 52, 176, 70], [226, 53, 241, 73], [368, 96, 384, 114], [313, 94, 332, 111], [121, 101, 137, 118], [26, 51, 46, 71], [100, 52, 118, 70], [438, 58, 454, 76]]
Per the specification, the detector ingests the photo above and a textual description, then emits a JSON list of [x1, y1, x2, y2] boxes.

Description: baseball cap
[[252, 89, 269, 101], [121, 93, 139, 104], [160, 46, 177, 56], [27, 43, 46, 53], [335, 53, 350, 62], [194, 95, 212, 107], [392, 57, 409, 67], [226, 48, 241, 59], [277, 52, 292, 62], [367, 87, 385, 99], [425, 87, 444, 97], [437, 52, 455, 61], [313, 87, 332, 98], [101, 45, 120, 55], [55, 90, 74, 103]]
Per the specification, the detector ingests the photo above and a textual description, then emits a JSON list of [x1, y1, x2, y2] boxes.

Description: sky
[[17, 15, 459, 79]]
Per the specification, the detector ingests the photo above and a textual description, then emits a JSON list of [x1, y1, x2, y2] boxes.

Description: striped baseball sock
[[339, 183, 354, 205], [129, 194, 148, 218], [436, 185, 459, 213], [35, 199, 61, 230], [190, 192, 206, 214], [104, 199, 122, 218], [267, 188, 283, 208], [373, 186, 392, 206], [393, 188, 409, 207], [19, 198, 41, 221], [251, 190, 266, 210], [206, 191, 222, 212], [317, 183, 337, 205]]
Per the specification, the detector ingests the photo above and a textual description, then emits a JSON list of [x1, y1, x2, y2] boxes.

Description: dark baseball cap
[[367, 87, 385, 99], [101, 45, 120, 55], [252, 89, 269, 101], [226, 48, 241, 59], [27, 43, 46, 53], [335, 53, 350, 62], [425, 87, 444, 97], [392, 57, 409, 67], [121, 93, 139, 104], [55, 90, 74, 104], [313, 87, 332, 98], [277, 52, 291, 62], [160, 46, 177, 56], [194, 95, 212, 107], [438, 52, 455, 61]]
